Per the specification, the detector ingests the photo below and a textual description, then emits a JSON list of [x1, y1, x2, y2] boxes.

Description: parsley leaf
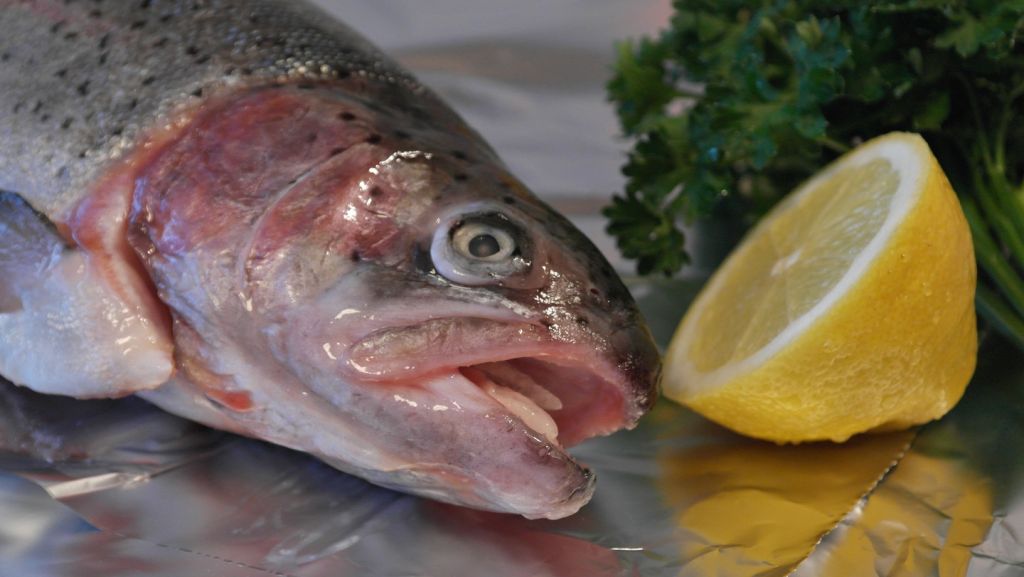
[[607, 0, 1024, 349]]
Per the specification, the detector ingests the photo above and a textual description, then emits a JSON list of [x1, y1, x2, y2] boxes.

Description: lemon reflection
[[793, 450, 992, 577], [789, 351, 1023, 577], [654, 402, 915, 576]]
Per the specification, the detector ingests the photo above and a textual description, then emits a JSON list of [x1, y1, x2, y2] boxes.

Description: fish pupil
[[469, 234, 501, 258]]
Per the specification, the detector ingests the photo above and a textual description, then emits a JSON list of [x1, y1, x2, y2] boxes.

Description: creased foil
[[2, 0, 1016, 573], [2, 278, 1022, 577]]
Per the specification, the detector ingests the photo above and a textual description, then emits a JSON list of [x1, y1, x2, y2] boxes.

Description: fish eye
[[452, 221, 516, 262], [431, 212, 530, 285]]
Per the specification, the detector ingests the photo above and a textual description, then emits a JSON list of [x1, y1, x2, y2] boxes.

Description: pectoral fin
[[0, 192, 173, 398]]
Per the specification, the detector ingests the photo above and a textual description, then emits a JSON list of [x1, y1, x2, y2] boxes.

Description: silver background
[[3, 2, 1023, 576]]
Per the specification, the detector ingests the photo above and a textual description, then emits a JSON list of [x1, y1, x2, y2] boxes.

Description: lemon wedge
[[664, 132, 977, 443]]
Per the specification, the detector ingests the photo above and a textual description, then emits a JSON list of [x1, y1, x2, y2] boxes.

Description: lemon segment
[[663, 132, 977, 443]]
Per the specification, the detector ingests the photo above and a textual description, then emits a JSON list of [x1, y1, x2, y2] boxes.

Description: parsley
[[607, 0, 1024, 349]]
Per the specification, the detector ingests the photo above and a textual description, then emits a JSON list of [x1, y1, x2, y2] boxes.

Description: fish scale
[[0, 0, 439, 217]]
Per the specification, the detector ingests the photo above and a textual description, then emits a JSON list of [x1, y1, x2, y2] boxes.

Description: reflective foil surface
[[2, 277, 1022, 576], [2, 1, 1022, 574]]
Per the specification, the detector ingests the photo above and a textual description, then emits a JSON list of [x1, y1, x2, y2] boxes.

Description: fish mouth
[[268, 306, 659, 517], [458, 358, 627, 448], [346, 316, 652, 448]]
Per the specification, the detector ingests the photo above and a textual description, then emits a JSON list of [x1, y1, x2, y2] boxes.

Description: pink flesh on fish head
[[127, 85, 659, 519]]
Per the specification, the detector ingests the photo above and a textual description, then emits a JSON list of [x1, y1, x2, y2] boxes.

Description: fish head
[[131, 85, 659, 519], [266, 141, 661, 518]]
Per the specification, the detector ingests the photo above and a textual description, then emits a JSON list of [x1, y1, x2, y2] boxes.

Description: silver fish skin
[[0, 0, 660, 519]]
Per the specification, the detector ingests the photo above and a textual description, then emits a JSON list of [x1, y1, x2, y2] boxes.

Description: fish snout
[[573, 300, 662, 420], [542, 269, 661, 421]]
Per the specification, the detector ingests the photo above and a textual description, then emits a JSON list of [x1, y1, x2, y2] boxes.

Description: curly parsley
[[607, 0, 1024, 349]]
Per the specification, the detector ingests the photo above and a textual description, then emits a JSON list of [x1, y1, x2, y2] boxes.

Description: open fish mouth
[[344, 315, 646, 449], [458, 358, 628, 448]]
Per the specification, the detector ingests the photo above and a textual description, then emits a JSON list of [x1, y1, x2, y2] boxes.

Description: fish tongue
[[475, 362, 563, 411], [460, 367, 560, 445]]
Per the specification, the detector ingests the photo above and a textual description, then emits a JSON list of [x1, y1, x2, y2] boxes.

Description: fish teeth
[[460, 366, 560, 444], [481, 380, 560, 445], [476, 362, 563, 411]]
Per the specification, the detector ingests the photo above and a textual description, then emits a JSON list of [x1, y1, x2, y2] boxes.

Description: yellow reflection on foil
[[652, 402, 915, 576], [795, 451, 992, 577]]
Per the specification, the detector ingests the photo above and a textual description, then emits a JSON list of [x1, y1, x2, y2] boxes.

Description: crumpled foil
[[2, 277, 1022, 577], [3, 1, 1023, 575]]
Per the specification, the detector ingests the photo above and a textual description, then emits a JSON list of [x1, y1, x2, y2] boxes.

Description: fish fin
[[138, 374, 251, 436], [0, 191, 173, 398]]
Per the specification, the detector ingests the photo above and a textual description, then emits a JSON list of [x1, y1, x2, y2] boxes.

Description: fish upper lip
[[343, 315, 653, 447]]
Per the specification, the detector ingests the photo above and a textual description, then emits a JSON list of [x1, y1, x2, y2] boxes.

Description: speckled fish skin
[[0, 0, 660, 519], [0, 0, 437, 217]]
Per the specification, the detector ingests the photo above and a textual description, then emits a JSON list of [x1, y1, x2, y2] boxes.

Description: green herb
[[607, 0, 1024, 349]]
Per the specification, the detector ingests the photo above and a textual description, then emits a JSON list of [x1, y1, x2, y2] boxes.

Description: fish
[[0, 0, 660, 519]]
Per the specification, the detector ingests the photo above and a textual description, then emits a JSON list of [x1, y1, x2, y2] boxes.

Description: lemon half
[[664, 132, 977, 443]]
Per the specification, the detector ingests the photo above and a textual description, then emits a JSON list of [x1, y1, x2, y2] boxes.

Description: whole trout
[[0, 0, 659, 519]]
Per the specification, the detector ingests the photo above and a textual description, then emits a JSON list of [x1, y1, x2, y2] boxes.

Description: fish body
[[0, 0, 659, 519]]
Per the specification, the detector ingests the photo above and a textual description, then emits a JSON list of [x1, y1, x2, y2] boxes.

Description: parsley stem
[[993, 174, 1024, 263], [957, 75, 995, 170], [977, 284, 1024, 351], [963, 197, 1024, 320], [993, 81, 1024, 174], [972, 171, 1024, 271], [817, 136, 851, 154]]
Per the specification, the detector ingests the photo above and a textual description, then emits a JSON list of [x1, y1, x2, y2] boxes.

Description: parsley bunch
[[607, 0, 1024, 349]]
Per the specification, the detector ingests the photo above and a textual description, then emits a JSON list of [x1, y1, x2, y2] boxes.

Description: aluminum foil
[[2, 277, 1022, 576], [3, 1, 1024, 575]]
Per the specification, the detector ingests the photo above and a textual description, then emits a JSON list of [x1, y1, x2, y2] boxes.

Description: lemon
[[663, 132, 977, 443]]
